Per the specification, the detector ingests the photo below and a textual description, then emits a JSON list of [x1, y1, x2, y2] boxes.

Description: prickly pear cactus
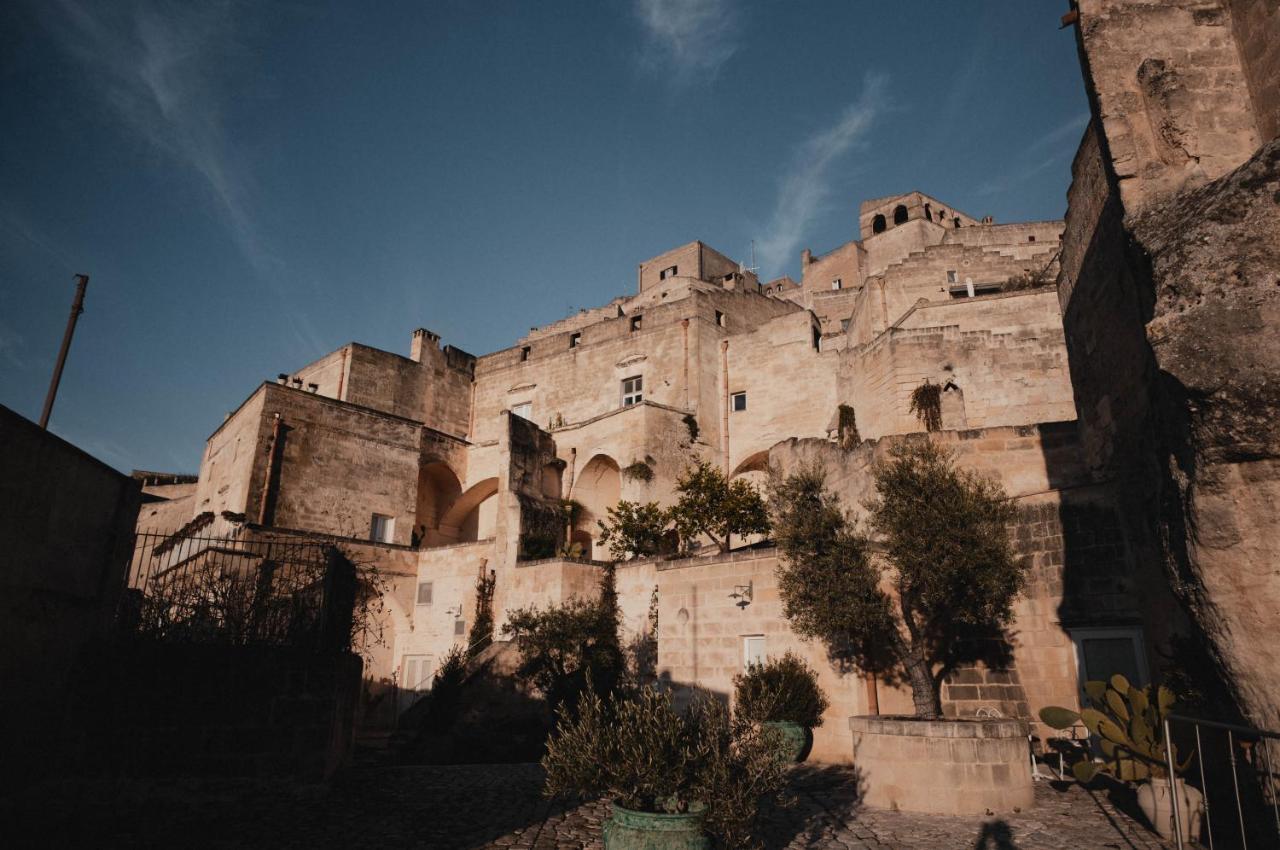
[[1039, 675, 1191, 783]]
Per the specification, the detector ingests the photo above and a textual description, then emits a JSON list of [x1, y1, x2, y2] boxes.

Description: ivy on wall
[[909, 381, 943, 432]]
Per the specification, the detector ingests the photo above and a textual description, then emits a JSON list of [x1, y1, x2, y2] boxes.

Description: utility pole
[[39, 273, 89, 430]]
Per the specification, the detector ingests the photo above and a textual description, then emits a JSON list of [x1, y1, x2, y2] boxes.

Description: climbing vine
[[622, 457, 656, 482]]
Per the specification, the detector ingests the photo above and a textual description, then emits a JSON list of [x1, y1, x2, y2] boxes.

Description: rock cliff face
[[1129, 139, 1280, 728]]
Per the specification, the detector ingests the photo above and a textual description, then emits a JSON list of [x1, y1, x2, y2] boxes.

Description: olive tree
[[772, 440, 1024, 718]]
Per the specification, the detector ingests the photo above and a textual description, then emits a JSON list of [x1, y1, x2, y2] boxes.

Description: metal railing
[[1163, 713, 1280, 849], [121, 529, 355, 652]]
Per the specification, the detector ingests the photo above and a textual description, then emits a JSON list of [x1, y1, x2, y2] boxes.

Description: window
[[659, 265, 678, 280], [630, 315, 642, 332], [520, 346, 530, 362], [511, 401, 532, 421], [454, 619, 466, 636], [416, 581, 433, 605], [1028, 235, 1036, 243], [743, 635, 767, 669], [715, 310, 726, 327], [953, 216, 961, 228], [947, 270, 957, 284], [813, 327, 822, 351], [402, 655, 434, 691], [872, 214, 887, 234], [893, 204, 909, 225], [1071, 627, 1149, 703], [924, 203, 933, 221], [370, 513, 394, 543], [841, 318, 851, 332], [831, 279, 842, 290], [622, 376, 643, 407], [569, 332, 581, 349], [731, 392, 746, 412]]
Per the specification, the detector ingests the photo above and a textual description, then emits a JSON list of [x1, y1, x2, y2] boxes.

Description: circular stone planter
[[602, 802, 710, 850], [764, 720, 809, 762], [848, 716, 1034, 816]]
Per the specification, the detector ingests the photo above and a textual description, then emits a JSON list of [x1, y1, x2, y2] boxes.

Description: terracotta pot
[[1136, 777, 1203, 842], [764, 720, 809, 762], [602, 802, 709, 850]]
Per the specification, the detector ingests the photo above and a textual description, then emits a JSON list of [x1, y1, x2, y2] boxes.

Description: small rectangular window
[[831, 278, 842, 290], [511, 401, 532, 421], [416, 581, 433, 605], [454, 619, 466, 636], [731, 392, 746, 412], [659, 265, 678, 280], [569, 332, 581, 349], [946, 270, 957, 283], [370, 513, 395, 543], [630, 315, 642, 332], [520, 346, 530, 362], [841, 318, 851, 332], [1028, 235, 1036, 243], [622, 375, 643, 407], [715, 310, 726, 327], [743, 635, 767, 669]]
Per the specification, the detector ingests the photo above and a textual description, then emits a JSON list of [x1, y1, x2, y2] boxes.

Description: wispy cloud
[[634, 0, 739, 83], [38, 1, 324, 355], [976, 112, 1089, 197], [755, 75, 888, 278]]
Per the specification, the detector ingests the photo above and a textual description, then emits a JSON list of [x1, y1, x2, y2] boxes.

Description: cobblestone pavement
[[14, 763, 1173, 849]]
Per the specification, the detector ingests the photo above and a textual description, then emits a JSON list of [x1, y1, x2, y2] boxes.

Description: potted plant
[[1040, 675, 1204, 842], [733, 652, 829, 762], [542, 686, 790, 849]]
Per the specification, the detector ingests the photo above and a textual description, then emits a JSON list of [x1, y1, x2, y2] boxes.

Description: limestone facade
[[137, 171, 1161, 755]]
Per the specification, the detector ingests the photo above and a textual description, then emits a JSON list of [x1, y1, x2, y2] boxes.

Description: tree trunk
[[904, 650, 942, 719]]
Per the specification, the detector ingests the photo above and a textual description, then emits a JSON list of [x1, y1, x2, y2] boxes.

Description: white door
[[398, 654, 434, 714]]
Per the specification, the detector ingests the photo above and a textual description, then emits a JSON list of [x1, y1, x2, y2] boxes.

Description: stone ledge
[[849, 715, 1028, 739]]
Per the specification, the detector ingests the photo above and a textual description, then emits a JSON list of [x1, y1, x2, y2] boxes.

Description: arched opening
[[415, 460, 462, 546], [437, 477, 498, 544], [941, 382, 967, 430], [872, 214, 887, 234], [729, 451, 771, 549], [924, 203, 933, 221], [953, 216, 961, 229], [570, 454, 621, 560], [893, 204, 909, 225]]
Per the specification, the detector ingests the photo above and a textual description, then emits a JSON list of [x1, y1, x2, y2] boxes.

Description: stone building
[[144, 184, 1110, 761], [139, 0, 1280, 761]]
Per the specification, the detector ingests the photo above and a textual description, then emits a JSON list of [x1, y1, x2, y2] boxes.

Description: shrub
[[503, 565, 626, 713], [622, 458, 655, 482], [671, 460, 770, 553], [466, 570, 496, 652], [596, 500, 669, 560], [425, 645, 468, 728], [542, 686, 790, 848], [733, 652, 829, 728], [772, 441, 1023, 719]]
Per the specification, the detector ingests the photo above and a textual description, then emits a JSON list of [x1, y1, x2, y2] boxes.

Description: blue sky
[[0, 1, 1089, 474]]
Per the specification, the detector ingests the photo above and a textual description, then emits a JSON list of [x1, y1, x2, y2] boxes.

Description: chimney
[[801, 248, 812, 269], [410, 327, 440, 362]]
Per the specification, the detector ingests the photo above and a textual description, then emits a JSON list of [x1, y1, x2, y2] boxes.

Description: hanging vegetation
[[909, 381, 943, 432], [622, 457, 655, 482], [837, 404, 860, 450]]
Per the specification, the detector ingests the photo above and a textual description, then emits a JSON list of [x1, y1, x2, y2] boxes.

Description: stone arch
[[729, 450, 770, 548], [924, 203, 933, 221], [438, 477, 498, 544], [570, 454, 621, 560], [872, 214, 887, 234], [893, 204, 909, 225], [415, 460, 462, 546], [941, 381, 968, 430]]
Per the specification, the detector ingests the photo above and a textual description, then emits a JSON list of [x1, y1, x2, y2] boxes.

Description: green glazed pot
[[764, 720, 809, 762], [603, 802, 710, 850]]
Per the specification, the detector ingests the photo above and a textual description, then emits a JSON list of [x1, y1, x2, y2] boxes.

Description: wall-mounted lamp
[[445, 605, 462, 618], [730, 581, 753, 609]]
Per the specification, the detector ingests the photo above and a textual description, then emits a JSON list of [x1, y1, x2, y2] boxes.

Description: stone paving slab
[[8, 763, 1173, 849]]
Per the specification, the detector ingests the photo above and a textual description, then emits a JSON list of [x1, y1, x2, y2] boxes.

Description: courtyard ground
[[10, 762, 1174, 849]]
